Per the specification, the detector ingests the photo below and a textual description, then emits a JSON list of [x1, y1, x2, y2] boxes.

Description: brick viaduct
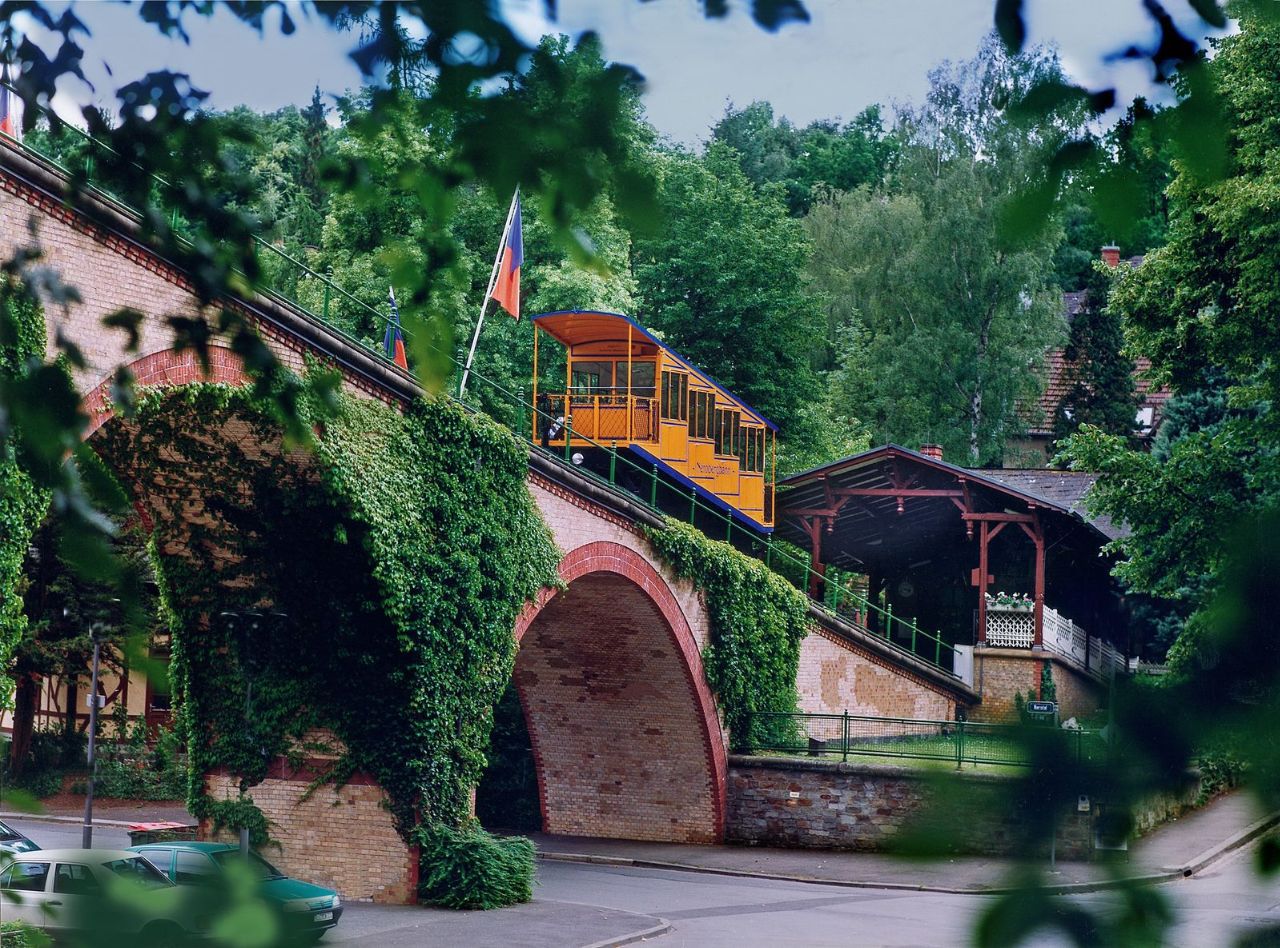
[[1, 140, 977, 901]]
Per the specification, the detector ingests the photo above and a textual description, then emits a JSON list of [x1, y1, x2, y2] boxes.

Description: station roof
[[531, 309, 777, 431], [777, 445, 1118, 573]]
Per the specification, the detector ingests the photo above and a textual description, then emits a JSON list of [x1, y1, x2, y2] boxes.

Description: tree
[[632, 143, 823, 451], [1050, 262, 1138, 448], [819, 37, 1074, 465], [711, 101, 895, 215], [1061, 8, 1280, 671]]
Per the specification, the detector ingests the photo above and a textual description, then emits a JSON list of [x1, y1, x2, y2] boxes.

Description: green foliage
[[1049, 263, 1139, 448], [817, 39, 1071, 465], [0, 920, 52, 948], [0, 285, 51, 695], [74, 711, 186, 801], [644, 519, 809, 747], [1196, 746, 1245, 802], [96, 379, 560, 861], [1039, 663, 1056, 704], [413, 822, 535, 910], [711, 100, 896, 215], [634, 144, 823, 452], [206, 796, 273, 848]]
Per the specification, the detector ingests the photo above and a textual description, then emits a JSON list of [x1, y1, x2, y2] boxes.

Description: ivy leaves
[[646, 518, 809, 746]]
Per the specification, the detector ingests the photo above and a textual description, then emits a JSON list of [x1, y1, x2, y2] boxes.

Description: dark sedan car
[[0, 818, 40, 854]]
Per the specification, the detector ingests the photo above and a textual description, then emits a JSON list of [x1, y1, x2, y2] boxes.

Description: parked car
[[130, 842, 343, 943], [0, 818, 40, 854], [0, 847, 206, 944]]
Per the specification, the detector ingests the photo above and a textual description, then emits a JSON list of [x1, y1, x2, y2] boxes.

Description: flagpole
[[459, 189, 518, 398]]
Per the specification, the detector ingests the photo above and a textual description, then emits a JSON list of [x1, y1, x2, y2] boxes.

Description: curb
[[1167, 809, 1280, 877], [538, 809, 1280, 897], [579, 917, 672, 948], [0, 811, 192, 830]]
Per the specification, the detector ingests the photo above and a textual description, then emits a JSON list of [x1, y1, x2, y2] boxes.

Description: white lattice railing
[[985, 606, 1034, 648], [985, 603, 1125, 680]]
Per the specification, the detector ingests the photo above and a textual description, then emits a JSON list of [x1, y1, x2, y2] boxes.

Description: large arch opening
[[479, 543, 726, 844]]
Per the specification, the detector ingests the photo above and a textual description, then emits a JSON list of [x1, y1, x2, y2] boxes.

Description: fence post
[[650, 464, 659, 507], [842, 710, 850, 762], [609, 442, 617, 484], [885, 602, 893, 641], [323, 270, 332, 321], [956, 720, 965, 770], [911, 622, 918, 655], [726, 515, 732, 542], [564, 415, 573, 463], [935, 632, 942, 666], [517, 389, 525, 441], [689, 489, 696, 523]]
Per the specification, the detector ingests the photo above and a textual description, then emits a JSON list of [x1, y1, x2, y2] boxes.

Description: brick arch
[[82, 345, 247, 439], [512, 541, 727, 843]]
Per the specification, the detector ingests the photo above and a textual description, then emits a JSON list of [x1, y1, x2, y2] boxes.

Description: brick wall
[[204, 764, 417, 905], [727, 755, 1094, 859], [514, 567, 722, 843], [797, 628, 956, 721], [970, 648, 1105, 722]]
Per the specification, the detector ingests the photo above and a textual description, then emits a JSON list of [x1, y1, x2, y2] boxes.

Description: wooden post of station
[[1031, 512, 1045, 649], [977, 521, 989, 645], [803, 516, 826, 600]]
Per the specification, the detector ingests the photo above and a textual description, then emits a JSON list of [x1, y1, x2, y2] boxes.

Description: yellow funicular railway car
[[531, 309, 777, 533]]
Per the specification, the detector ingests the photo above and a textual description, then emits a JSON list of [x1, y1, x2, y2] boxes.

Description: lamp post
[[219, 609, 287, 856], [81, 619, 107, 849]]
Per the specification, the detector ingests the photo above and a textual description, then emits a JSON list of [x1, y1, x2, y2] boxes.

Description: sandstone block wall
[[970, 648, 1104, 722], [797, 628, 957, 722], [204, 767, 416, 904]]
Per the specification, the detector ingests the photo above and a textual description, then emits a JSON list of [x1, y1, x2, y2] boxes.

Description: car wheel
[[141, 920, 186, 947]]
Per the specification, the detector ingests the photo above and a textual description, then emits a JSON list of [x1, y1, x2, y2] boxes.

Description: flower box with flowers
[[985, 591, 1033, 612]]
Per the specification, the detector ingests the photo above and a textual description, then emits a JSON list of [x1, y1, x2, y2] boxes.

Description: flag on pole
[[384, 287, 409, 370], [0, 67, 18, 140], [490, 192, 523, 320]]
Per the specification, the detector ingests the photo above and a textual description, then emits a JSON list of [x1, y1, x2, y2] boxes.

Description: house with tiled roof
[[1004, 246, 1172, 468]]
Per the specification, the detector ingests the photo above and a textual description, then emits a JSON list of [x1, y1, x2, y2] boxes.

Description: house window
[[1135, 406, 1154, 432]]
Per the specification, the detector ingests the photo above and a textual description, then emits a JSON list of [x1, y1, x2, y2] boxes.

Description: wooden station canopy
[[776, 446, 1122, 649]]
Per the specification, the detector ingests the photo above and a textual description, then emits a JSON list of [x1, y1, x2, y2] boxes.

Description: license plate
[[314, 911, 334, 922]]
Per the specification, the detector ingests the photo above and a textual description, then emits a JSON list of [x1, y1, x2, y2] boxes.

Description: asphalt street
[[8, 817, 1279, 946]]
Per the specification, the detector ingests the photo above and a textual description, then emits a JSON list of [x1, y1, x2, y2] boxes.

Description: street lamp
[[80, 615, 109, 850], [218, 608, 288, 855]]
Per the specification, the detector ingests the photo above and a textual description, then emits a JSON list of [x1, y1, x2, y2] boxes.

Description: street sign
[[1026, 700, 1057, 714]]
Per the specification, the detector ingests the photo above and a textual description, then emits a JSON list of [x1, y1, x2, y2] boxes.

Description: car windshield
[[102, 857, 173, 889], [210, 850, 285, 881], [0, 821, 21, 842]]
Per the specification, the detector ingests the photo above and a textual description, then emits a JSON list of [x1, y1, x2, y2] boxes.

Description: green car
[[129, 841, 343, 944]]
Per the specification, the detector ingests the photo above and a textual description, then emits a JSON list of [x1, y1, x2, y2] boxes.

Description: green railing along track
[[0, 106, 962, 680]]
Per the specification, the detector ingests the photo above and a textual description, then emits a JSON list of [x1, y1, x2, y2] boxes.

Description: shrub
[[414, 823, 535, 910], [0, 920, 52, 947], [1197, 746, 1245, 802]]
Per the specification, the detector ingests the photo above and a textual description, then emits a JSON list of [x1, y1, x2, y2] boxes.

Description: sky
[[28, 0, 1228, 143]]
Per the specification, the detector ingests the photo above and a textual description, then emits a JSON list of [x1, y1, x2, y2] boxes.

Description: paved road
[[9, 818, 1278, 946]]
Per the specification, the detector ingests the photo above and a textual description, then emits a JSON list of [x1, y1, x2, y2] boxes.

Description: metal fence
[[745, 711, 1108, 769]]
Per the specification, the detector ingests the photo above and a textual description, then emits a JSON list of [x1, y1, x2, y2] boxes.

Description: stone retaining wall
[[727, 755, 1096, 859]]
